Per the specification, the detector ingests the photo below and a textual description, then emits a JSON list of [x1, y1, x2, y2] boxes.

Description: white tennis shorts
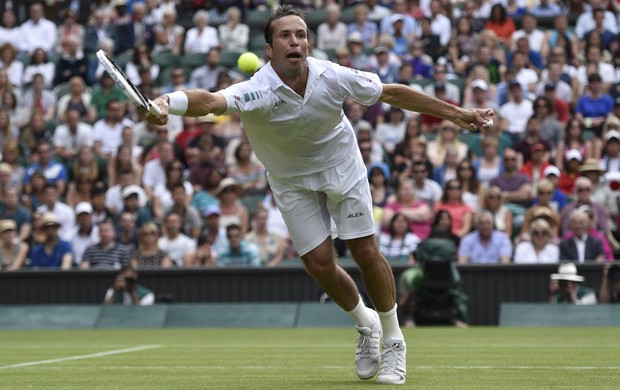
[[267, 153, 375, 256]]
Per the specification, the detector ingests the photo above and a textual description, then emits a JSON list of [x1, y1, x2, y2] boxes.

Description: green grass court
[[1, 327, 618, 389]]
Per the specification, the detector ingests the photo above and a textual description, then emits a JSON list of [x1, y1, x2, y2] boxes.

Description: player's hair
[[264, 5, 306, 45]]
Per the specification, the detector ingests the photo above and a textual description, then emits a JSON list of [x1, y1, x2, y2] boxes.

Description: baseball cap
[[41, 213, 61, 227], [471, 79, 488, 91], [605, 130, 620, 141], [614, 97, 620, 106], [565, 149, 582, 162], [75, 202, 93, 215], [373, 46, 390, 55], [390, 14, 404, 24], [508, 80, 521, 89], [202, 204, 221, 218], [122, 185, 141, 199], [543, 165, 561, 177], [347, 31, 363, 43]]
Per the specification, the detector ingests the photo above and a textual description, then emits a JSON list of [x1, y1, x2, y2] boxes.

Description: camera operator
[[547, 263, 597, 305], [103, 266, 154, 305]]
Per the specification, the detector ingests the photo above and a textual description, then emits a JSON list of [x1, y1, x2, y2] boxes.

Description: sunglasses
[[221, 187, 236, 193], [577, 187, 591, 193], [538, 190, 552, 195], [532, 230, 548, 237], [504, 157, 517, 161], [448, 186, 461, 190]]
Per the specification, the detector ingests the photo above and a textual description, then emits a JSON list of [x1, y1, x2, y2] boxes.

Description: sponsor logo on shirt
[[243, 90, 263, 102], [346, 212, 365, 219]]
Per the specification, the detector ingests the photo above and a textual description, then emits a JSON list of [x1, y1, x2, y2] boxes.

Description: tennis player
[[149, 6, 493, 385]]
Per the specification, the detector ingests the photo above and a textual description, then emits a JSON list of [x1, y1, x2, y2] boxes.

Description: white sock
[[378, 304, 404, 342], [346, 296, 376, 328]]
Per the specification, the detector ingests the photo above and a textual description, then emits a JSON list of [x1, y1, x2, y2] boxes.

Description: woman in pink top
[[434, 179, 474, 238], [382, 179, 432, 239]]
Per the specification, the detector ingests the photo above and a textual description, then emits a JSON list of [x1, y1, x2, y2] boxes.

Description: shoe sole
[[377, 377, 406, 385]]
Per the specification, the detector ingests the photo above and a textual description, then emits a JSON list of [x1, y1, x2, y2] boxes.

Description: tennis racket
[[96, 50, 162, 117]]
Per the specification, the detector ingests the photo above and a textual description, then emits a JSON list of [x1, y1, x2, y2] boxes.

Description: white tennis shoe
[[354, 310, 382, 380], [376, 337, 407, 385]]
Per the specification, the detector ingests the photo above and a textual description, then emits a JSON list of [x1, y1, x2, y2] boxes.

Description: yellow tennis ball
[[237, 52, 260, 73]]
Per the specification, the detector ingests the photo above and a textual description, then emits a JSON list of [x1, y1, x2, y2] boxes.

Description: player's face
[[266, 16, 309, 75]]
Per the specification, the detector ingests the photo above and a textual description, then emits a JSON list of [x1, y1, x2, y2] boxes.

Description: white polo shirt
[[219, 57, 383, 177]]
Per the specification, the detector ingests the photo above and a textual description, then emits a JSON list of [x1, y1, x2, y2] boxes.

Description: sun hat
[[40, 213, 61, 227], [578, 158, 605, 173], [550, 263, 584, 282], [214, 178, 241, 196], [0, 219, 16, 232]]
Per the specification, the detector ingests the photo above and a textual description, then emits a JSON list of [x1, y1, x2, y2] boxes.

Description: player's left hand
[[453, 108, 494, 131]]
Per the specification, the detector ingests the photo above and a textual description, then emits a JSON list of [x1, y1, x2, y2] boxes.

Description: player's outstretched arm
[[380, 83, 493, 131], [147, 89, 227, 125]]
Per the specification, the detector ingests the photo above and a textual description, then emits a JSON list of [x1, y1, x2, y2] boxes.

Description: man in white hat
[[30, 214, 73, 269], [548, 263, 597, 305]]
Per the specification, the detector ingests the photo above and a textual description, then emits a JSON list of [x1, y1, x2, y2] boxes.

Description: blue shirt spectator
[[217, 224, 260, 267], [30, 214, 73, 269], [457, 211, 512, 264], [529, 0, 562, 18]]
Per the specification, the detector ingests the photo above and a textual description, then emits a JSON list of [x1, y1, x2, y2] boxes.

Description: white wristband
[[165, 91, 188, 115]]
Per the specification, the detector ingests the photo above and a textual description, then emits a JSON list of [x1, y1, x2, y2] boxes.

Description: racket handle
[[148, 100, 162, 117]]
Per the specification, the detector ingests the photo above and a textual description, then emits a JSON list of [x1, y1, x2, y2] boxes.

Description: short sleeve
[[219, 80, 271, 115], [334, 65, 383, 106]]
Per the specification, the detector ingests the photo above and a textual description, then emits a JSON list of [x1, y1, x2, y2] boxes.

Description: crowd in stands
[[0, 0, 620, 272]]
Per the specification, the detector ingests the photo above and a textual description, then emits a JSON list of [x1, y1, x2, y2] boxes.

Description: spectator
[[427, 0, 451, 48], [482, 186, 513, 238], [115, 211, 138, 250], [576, 73, 614, 139], [125, 43, 160, 87], [372, 46, 399, 85], [456, 160, 483, 214], [383, 179, 433, 240], [91, 72, 127, 119], [346, 32, 372, 71], [560, 177, 610, 236], [564, 204, 615, 262], [118, 184, 151, 228], [0, 43, 23, 89], [432, 147, 460, 188], [36, 183, 75, 241], [142, 140, 176, 199], [217, 7, 248, 53], [153, 160, 193, 219], [54, 36, 88, 86], [538, 75, 572, 124], [152, 8, 184, 55], [84, 9, 114, 55], [499, 80, 533, 140], [20, 74, 56, 123], [548, 263, 597, 304], [368, 163, 394, 208], [53, 109, 94, 162], [583, 8, 616, 53], [30, 213, 73, 269], [472, 137, 504, 187], [559, 209, 605, 263], [217, 224, 261, 267], [428, 209, 460, 248], [200, 204, 228, 257], [158, 211, 196, 267], [130, 222, 172, 269], [514, 219, 559, 264], [1, 143, 24, 190], [424, 64, 461, 105], [163, 183, 202, 239], [532, 96, 564, 161], [0, 10, 20, 49], [457, 210, 512, 264], [189, 48, 229, 92], [522, 179, 561, 238], [19, 2, 58, 55], [420, 83, 460, 132], [103, 266, 154, 305], [426, 121, 468, 168], [519, 142, 551, 185], [434, 179, 474, 239], [463, 79, 497, 113], [245, 208, 288, 267], [227, 141, 267, 196], [558, 150, 584, 196], [489, 148, 533, 207], [601, 129, 620, 171], [91, 181, 113, 225], [410, 160, 441, 207], [0, 187, 32, 241], [484, 3, 516, 42], [69, 202, 100, 266], [184, 234, 216, 267], [56, 9, 85, 55], [599, 264, 620, 303], [540, 15, 578, 68], [529, 0, 562, 18], [22, 171, 46, 212], [558, 120, 589, 172], [0, 219, 28, 271], [510, 13, 545, 54], [114, 2, 154, 54], [348, 3, 378, 48], [378, 213, 420, 264], [574, 0, 618, 39], [214, 178, 249, 235], [93, 100, 134, 158], [317, 4, 347, 51], [105, 170, 147, 215]]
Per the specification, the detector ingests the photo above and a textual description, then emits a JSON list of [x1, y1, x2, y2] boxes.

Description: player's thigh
[[267, 174, 332, 257], [325, 159, 375, 241]]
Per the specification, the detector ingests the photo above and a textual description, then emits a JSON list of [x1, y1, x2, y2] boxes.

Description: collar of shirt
[[262, 57, 328, 94]]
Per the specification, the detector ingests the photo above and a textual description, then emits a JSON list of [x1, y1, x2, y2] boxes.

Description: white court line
[[0, 344, 161, 370]]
